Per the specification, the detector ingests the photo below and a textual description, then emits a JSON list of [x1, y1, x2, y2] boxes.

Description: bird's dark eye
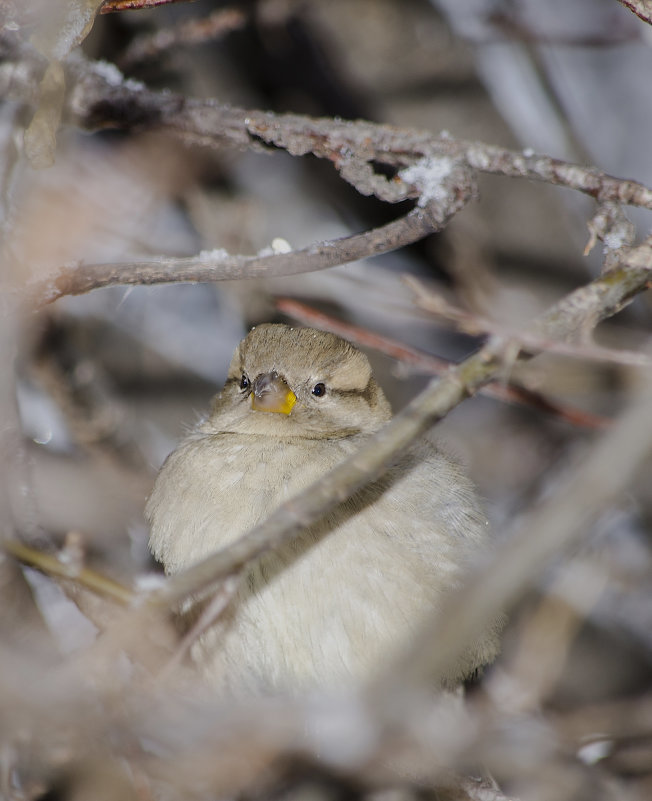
[[312, 382, 326, 397], [240, 374, 250, 391]]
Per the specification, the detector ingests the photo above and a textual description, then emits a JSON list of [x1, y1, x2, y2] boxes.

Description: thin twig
[[616, 0, 652, 26], [101, 0, 194, 13], [5, 538, 135, 606], [405, 274, 652, 368], [554, 692, 652, 743], [30, 205, 461, 306], [276, 297, 610, 430], [120, 8, 247, 67], [157, 574, 240, 681]]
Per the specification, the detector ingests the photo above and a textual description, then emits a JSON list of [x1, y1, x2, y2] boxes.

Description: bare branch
[[30, 202, 464, 305], [119, 8, 247, 68], [540, 238, 652, 342], [2, 41, 651, 315], [3, 42, 652, 209], [405, 274, 652, 368], [615, 0, 652, 26], [5, 539, 135, 606], [276, 297, 610, 430], [380, 369, 652, 691], [158, 574, 240, 680], [100, 0, 194, 13], [584, 201, 636, 263]]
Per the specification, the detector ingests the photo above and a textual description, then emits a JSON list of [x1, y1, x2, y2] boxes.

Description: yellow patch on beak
[[250, 372, 297, 415], [251, 388, 296, 415]]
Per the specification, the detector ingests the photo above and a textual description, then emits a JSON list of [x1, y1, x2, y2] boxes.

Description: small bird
[[146, 324, 500, 694]]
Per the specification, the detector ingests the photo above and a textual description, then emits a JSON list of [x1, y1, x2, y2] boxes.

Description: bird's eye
[[312, 382, 326, 397], [240, 374, 250, 391]]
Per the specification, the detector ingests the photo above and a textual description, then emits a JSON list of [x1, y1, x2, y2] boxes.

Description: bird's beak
[[251, 372, 297, 415]]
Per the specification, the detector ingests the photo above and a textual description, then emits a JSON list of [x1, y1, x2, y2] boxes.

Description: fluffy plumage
[[146, 324, 500, 694]]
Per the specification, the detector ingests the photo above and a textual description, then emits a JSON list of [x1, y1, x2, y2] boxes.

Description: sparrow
[[146, 324, 500, 695]]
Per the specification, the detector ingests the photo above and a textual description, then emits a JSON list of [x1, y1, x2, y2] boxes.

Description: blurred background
[[3, 0, 652, 798]]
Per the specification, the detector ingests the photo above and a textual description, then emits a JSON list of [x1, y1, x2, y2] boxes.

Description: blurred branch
[[487, 7, 640, 46], [0, 304, 54, 648], [376, 371, 652, 702], [119, 8, 247, 67], [616, 0, 652, 26], [159, 574, 240, 679], [5, 538, 134, 606], [31, 201, 468, 305], [405, 274, 652, 368], [276, 297, 610, 430], [555, 692, 652, 743], [31, 317, 151, 470], [100, 0, 194, 13]]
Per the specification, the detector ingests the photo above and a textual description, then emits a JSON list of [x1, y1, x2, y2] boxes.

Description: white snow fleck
[[134, 574, 167, 592], [522, 147, 535, 158], [124, 78, 145, 92], [471, 151, 491, 170], [578, 739, 612, 765], [257, 238, 293, 257], [604, 230, 627, 251], [271, 237, 292, 254], [33, 430, 53, 446], [92, 60, 126, 87], [198, 247, 229, 261], [90, 60, 145, 91], [399, 156, 454, 206]]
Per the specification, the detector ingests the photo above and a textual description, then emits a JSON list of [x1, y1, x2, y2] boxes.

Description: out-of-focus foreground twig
[[616, 0, 652, 26]]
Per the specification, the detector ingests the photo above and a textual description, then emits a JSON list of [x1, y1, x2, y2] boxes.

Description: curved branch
[[31, 203, 463, 306], [3, 40, 652, 209], [616, 0, 652, 26]]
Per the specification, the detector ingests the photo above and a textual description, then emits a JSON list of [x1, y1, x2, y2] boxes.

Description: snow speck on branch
[[399, 156, 455, 207]]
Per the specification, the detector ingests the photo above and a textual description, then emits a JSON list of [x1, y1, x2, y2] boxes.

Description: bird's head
[[207, 324, 392, 438]]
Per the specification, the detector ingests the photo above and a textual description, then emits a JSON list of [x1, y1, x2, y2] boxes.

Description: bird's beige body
[[146, 325, 500, 694]]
